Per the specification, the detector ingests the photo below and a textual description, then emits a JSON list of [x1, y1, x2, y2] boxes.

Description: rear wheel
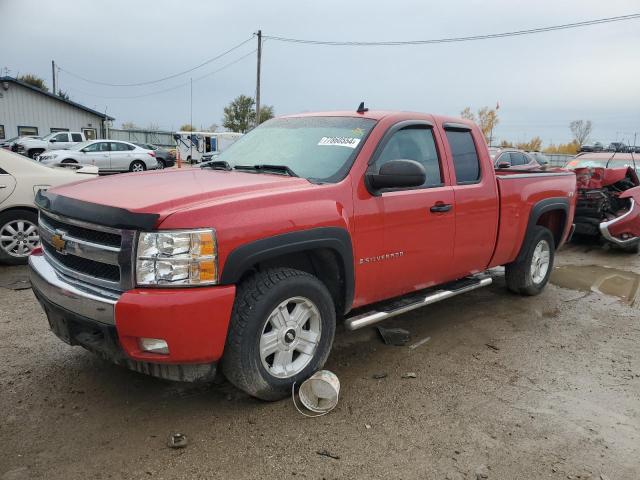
[[505, 226, 555, 296], [129, 160, 146, 172], [0, 210, 40, 265], [156, 159, 166, 169], [222, 268, 336, 401]]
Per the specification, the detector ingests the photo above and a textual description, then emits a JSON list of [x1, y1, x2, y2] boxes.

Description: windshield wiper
[[234, 164, 298, 177], [200, 160, 232, 171]]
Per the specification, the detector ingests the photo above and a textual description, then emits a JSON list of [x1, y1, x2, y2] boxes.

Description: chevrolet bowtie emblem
[[51, 232, 67, 254]]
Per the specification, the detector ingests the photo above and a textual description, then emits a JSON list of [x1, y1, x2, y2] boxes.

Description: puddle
[[550, 265, 640, 304]]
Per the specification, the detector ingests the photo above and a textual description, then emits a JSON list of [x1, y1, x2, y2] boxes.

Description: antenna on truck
[[356, 102, 369, 114]]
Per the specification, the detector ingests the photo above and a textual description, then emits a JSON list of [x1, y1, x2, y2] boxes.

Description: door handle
[[430, 203, 452, 213], [0, 185, 7, 189]]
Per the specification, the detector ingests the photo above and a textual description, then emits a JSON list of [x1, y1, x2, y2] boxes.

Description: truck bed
[[490, 169, 577, 267]]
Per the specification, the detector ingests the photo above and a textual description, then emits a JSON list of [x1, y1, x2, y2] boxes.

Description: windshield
[[69, 141, 94, 151], [215, 116, 377, 182]]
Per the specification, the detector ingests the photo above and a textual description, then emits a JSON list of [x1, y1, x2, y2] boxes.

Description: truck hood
[[47, 168, 315, 221]]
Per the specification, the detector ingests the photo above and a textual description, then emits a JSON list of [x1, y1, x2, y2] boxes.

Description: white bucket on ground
[[297, 370, 340, 414]]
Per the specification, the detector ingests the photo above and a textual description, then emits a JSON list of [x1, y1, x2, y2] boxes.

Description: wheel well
[[0, 206, 38, 217], [241, 248, 346, 315], [536, 209, 566, 248]]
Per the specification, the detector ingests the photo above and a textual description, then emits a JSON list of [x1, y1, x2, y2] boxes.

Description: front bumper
[[29, 253, 236, 381], [599, 198, 640, 247]]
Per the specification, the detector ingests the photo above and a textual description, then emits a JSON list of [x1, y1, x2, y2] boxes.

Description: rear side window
[[445, 130, 481, 184], [53, 132, 69, 142], [72, 133, 83, 142], [511, 152, 527, 166]]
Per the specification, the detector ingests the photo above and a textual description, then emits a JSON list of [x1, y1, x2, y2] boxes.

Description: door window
[[53, 132, 69, 142], [496, 152, 511, 166], [445, 130, 481, 184], [71, 133, 83, 142], [110, 142, 132, 151], [374, 127, 442, 187], [84, 142, 110, 152], [510, 152, 527, 166]]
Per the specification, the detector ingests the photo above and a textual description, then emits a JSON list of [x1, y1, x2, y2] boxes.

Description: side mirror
[[367, 159, 426, 190], [497, 161, 511, 169]]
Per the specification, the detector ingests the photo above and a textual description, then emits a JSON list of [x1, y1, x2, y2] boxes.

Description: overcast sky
[[1, 0, 639, 145]]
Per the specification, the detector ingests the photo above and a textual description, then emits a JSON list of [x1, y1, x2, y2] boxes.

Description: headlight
[[136, 229, 217, 286]]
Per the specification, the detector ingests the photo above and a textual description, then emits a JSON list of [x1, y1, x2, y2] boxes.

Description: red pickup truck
[[29, 109, 576, 400]]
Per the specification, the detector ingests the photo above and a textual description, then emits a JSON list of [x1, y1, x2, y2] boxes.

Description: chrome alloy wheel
[[0, 219, 40, 257], [259, 296, 322, 379], [530, 239, 551, 284], [131, 162, 145, 172]]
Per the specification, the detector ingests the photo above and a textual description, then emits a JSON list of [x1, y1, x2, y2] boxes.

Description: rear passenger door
[[442, 125, 499, 278], [367, 122, 456, 298], [109, 142, 134, 171]]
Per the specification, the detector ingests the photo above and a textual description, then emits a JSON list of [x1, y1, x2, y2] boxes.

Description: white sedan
[[38, 140, 159, 173], [0, 149, 98, 264]]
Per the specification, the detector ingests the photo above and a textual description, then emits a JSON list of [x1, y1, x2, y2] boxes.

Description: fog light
[[139, 338, 169, 355]]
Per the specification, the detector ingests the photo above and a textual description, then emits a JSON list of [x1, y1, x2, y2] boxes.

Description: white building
[[0, 76, 113, 142]]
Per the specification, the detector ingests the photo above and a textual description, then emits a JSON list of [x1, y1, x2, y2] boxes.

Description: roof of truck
[[281, 110, 476, 127]]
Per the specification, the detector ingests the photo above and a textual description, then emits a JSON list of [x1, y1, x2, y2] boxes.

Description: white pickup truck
[[13, 131, 86, 158]]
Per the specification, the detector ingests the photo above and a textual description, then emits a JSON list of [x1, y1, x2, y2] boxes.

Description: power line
[[263, 13, 640, 46], [58, 36, 254, 87], [62, 49, 257, 100]]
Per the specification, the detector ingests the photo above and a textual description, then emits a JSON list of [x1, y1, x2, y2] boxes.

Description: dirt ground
[[1, 243, 639, 480]]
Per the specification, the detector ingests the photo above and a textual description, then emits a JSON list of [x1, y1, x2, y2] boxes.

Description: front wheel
[[621, 241, 640, 254], [129, 160, 146, 172], [0, 209, 40, 265], [505, 226, 555, 296], [222, 268, 336, 401]]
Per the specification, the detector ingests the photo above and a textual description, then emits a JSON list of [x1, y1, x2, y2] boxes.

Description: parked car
[[580, 142, 604, 153], [1, 135, 41, 150], [37, 140, 158, 173], [0, 148, 97, 264], [29, 109, 576, 400], [564, 153, 640, 253], [605, 142, 628, 153], [526, 151, 550, 167], [13, 131, 86, 158], [489, 147, 541, 170], [133, 143, 176, 169]]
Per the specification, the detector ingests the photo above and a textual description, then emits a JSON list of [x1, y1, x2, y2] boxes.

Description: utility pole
[[51, 60, 56, 94], [255, 30, 262, 127]]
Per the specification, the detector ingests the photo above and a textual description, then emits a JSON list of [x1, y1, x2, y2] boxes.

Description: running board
[[344, 275, 493, 331]]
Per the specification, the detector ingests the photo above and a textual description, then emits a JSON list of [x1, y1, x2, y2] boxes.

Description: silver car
[[38, 140, 158, 173]]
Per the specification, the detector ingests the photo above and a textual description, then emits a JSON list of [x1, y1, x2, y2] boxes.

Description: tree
[[460, 107, 476, 122], [460, 106, 499, 144], [223, 95, 275, 133], [57, 90, 70, 100], [477, 107, 499, 144], [499, 140, 514, 148], [19, 74, 48, 92], [258, 105, 275, 124], [543, 141, 580, 155], [179, 123, 197, 132], [516, 136, 543, 151], [121, 121, 139, 130], [569, 120, 592, 146]]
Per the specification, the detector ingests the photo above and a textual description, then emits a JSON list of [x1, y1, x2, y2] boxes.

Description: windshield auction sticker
[[317, 137, 361, 148]]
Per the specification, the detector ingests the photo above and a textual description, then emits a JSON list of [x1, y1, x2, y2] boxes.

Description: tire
[[222, 268, 336, 401], [505, 226, 555, 296], [621, 241, 640, 254], [156, 160, 165, 170], [0, 209, 40, 265], [129, 160, 146, 172], [28, 149, 44, 159]]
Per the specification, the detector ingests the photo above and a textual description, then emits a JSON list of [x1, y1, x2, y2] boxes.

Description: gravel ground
[[1, 243, 639, 480]]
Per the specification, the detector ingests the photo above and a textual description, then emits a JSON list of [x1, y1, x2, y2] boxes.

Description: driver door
[[362, 123, 455, 300], [81, 141, 111, 171]]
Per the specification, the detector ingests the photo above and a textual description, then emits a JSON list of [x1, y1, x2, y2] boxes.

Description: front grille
[[41, 212, 121, 247], [39, 212, 134, 291], [43, 243, 121, 282]]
